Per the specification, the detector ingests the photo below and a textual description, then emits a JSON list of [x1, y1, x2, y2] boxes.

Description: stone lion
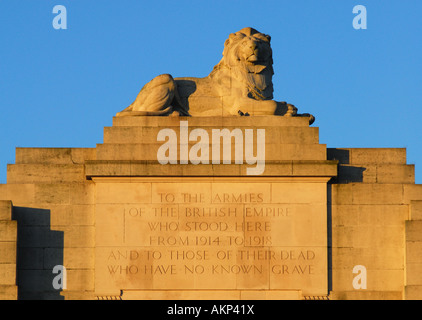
[[117, 27, 314, 124]]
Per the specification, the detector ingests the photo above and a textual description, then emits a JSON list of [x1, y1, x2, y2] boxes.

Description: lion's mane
[[209, 27, 274, 101]]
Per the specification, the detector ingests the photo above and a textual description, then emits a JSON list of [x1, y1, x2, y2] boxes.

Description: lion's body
[[116, 27, 307, 119]]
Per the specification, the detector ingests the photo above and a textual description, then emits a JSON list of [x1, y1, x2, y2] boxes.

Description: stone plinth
[[90, 116, 334, 299]]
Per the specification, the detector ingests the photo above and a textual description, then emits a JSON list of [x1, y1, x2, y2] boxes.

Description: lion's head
[[210, 27, 274, 100]]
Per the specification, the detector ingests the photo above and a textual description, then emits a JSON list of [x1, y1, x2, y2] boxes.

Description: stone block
[[0, 285, 17, 300], [0, 185, 7, 201], [292, 160, 337, 176], [331, 225, 356, 247], [104, 126, 319, 145], [121, 290, 240, 300], [358, 225, 404, 248], [0, 264, 16, 285], [96, 182, 151, 204], [61, 290, 95, 300], [351, 184, 403, 205], [7, 164, 85, 184], [119, 290, 302, 300], [406, 241, 422, 264], [189, 163, 255, 177], [221, 116, 311, 127], [85, 160, 132, 177], [406, 220, 422, 241], [44, 247, 94, 269], [405, 285, 422, 300], [271, 182, 326, 204], [70, 148, 96, 163], [112, 115, 310, 128], [403, 184, 422, 204], [15, 148, 73, 165], [0, 220, 17, 241], [331, 184, 353, 205], [350, 148, 407, 165], [406, 263, 422, 285], [410, 200, 422, 220], [19, 291, 64, 300], [62, 226, 95, 248], [376, 164, 415, 184], [332, 225, 404, 248], [69, 182, 95, 205], [85, 160, 336, 178], [95, 142, 327, 162], [332, 247, 404, 270], [331, 205, 408, 227], [66, 269, 94, 291], [330, 290, 403, 300], [328, 148, 408, 165], [239, 290, 302, 300], [4, 184, 35, 205], [49, 205, 94, 227], [34, 184, 70, 205], [256, 161, 293, 176], [15, 148, 95, 165], [131, 161, 184, 176], [0, 200, 12, 220], [0, 242, 17, 264]]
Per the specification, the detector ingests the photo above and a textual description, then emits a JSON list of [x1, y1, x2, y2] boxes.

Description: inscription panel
[[94, 178, 328, 296]]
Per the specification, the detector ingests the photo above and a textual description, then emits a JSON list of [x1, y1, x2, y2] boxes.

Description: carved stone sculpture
[[117, 27, 314, 124]]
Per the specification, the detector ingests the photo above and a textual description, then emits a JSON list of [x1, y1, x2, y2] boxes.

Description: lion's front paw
[[285, 103, 298, 117], [275, 101, 298, 117]]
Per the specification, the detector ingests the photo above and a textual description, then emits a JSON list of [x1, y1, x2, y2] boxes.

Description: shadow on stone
[[327, 148, 350, 164], [175, 79, 197, 113], [327, 148, 366, 183], [336, 166, 366, 183], [12, 207, 64, 300]]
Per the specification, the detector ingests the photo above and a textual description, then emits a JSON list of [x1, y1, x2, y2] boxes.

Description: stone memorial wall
[[1, 115, 421, 300]]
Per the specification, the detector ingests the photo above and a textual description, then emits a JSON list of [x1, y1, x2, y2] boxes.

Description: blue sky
[[0, 0, 421, 183]]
